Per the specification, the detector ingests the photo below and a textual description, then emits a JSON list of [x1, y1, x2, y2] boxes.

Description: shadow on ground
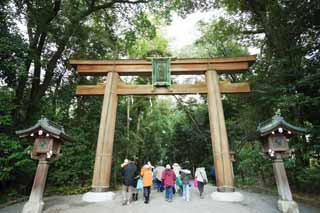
[[1, 185, 319, 213]]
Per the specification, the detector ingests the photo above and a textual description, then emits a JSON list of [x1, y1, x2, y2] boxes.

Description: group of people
[[121, 159, 209, 205]]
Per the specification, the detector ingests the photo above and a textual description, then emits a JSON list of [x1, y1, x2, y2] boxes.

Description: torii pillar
[[83, 72, 119, 202], [206, 70, 243, 201]]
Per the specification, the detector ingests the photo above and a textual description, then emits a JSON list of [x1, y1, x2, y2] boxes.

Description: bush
[[296, 165, 320, 194]]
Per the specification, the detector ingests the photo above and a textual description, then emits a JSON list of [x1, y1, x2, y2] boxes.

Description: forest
[[0, 0, 319, 205]]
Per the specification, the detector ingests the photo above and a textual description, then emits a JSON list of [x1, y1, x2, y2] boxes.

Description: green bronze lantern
[[257, 110, 306, 213], [152, 57, 171, 87], [16, 117, 74, 213]]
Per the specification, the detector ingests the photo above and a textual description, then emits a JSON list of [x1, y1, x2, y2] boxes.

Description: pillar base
[[217, 186, 235, 192], [278, 200, 299, 213], [211, 191, 244, 202], [82, 191, 115, 202], [22, 200, 44, 213]]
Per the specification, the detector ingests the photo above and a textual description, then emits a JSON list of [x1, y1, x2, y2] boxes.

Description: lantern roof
[[257, 110, 306, 137], [16, 117, 74, 142]]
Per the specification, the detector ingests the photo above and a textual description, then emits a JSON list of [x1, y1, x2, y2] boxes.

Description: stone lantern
[[151, 57, 171, 87], [16, 117, 74, 213], [257, 111, 306, 213]]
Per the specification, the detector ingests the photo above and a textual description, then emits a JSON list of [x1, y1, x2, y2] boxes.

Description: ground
[[0, 185, 319, 213]]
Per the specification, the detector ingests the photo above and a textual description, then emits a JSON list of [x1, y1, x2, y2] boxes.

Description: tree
[[214, 0, 320, 191]]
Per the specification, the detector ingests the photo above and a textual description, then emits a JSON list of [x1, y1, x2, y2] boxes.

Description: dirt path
[[1, 185, 319, 213]]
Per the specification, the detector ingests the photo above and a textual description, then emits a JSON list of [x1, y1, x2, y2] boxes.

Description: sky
[[163, 11, 215, 51], [163, 11, 260, 55]]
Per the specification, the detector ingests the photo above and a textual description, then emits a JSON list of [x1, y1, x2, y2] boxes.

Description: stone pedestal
[[273, 154, 299, 213], [278, 200, 299, 213], [211, 191, 244, 202], [23, 160, 49, 213], [82, 191, 115, 202]]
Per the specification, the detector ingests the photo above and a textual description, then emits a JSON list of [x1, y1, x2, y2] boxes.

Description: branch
[[91, 0, 148, 12], [241, 29, 265, 34], [174, 96, 203, 136], [36, 0, 61, 52]]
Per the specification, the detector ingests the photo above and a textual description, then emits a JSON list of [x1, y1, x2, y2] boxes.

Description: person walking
[[162, 164, 176, 202], [132, 159, 140, 201], [180, 169, 192, 201], [195, 167, 208, 199], [172, 163, 181, 194], [140, 163, 153, 204], [210, 165, 216, 185], [154, 164, 165, 192], [121, 159, 137, 205]]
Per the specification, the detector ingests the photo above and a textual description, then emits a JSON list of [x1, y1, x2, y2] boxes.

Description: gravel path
[[1, 185, 319, 213]]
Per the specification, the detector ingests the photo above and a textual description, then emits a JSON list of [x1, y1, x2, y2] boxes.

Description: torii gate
[[71, 55, 256, 198]]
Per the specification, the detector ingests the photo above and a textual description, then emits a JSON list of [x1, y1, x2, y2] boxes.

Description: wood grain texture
[[70, 55, 256, 65], [92, 72, 119, 191], [71, 55, 256, 76], [206, 70, 234, 191], [76, 62, 249, 75], [76, 82, 250, 96]]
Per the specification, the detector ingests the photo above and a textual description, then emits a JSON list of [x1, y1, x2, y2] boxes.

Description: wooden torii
[[71, 55, 256, 193]]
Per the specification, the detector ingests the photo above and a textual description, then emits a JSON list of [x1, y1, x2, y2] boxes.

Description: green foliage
[[0, 0, 319, 203], [235, 143, 272, 186], [0, 88, 35, 189], [297, 165, 320, 194], [196, 17, 249, 57], [128, 33, 170, 58], [0, 134, 34, 184]]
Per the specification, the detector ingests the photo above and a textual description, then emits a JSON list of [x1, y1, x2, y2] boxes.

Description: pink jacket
[[161, 169, 176, 187]]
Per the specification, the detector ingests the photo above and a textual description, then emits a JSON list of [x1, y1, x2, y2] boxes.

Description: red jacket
[[161, 169, 176, 187]]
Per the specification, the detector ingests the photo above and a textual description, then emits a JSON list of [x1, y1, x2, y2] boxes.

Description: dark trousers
[[156, 179, 164, 192], [198, 181, 204, 195], [143, 186, 151, 202]]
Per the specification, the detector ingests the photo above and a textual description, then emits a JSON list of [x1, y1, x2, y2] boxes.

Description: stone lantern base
[[278, 200, 299, 213], [22, 200, 44, 213]]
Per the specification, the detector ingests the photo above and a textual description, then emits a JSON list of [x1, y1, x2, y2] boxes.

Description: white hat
[[144, 164, 151, 169], [121, 159, 129, 167], [166, 164, 171, 169]]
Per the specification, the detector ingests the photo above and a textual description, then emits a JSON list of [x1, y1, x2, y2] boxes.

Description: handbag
[[193, 179, 198, 188], [136, 177, 143, 190]]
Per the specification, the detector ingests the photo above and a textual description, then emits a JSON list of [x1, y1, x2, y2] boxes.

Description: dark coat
[[181, 171, 191, 184], [122, 162, 138, 186]]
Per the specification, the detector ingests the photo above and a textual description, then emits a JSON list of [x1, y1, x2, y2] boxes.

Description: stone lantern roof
[[16, 117, 74, 142], [257, 110, 306, 138]]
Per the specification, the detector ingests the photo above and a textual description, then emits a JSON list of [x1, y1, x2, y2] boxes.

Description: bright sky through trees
[[164, 11, 260, 55]]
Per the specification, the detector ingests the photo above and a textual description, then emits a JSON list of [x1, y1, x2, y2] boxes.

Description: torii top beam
[[70, 55, 256, 76]]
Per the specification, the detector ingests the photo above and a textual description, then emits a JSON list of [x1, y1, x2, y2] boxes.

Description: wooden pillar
[[206, 70, 234, 192], [92, 72, 119, 192], [23, 160, 49, 213]]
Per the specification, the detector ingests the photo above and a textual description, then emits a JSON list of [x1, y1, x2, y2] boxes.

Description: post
[[273, 153, 299, 212], [23, 160, 49, 213], [92, 72, 119, 192], [206, 70, 234, 192]]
